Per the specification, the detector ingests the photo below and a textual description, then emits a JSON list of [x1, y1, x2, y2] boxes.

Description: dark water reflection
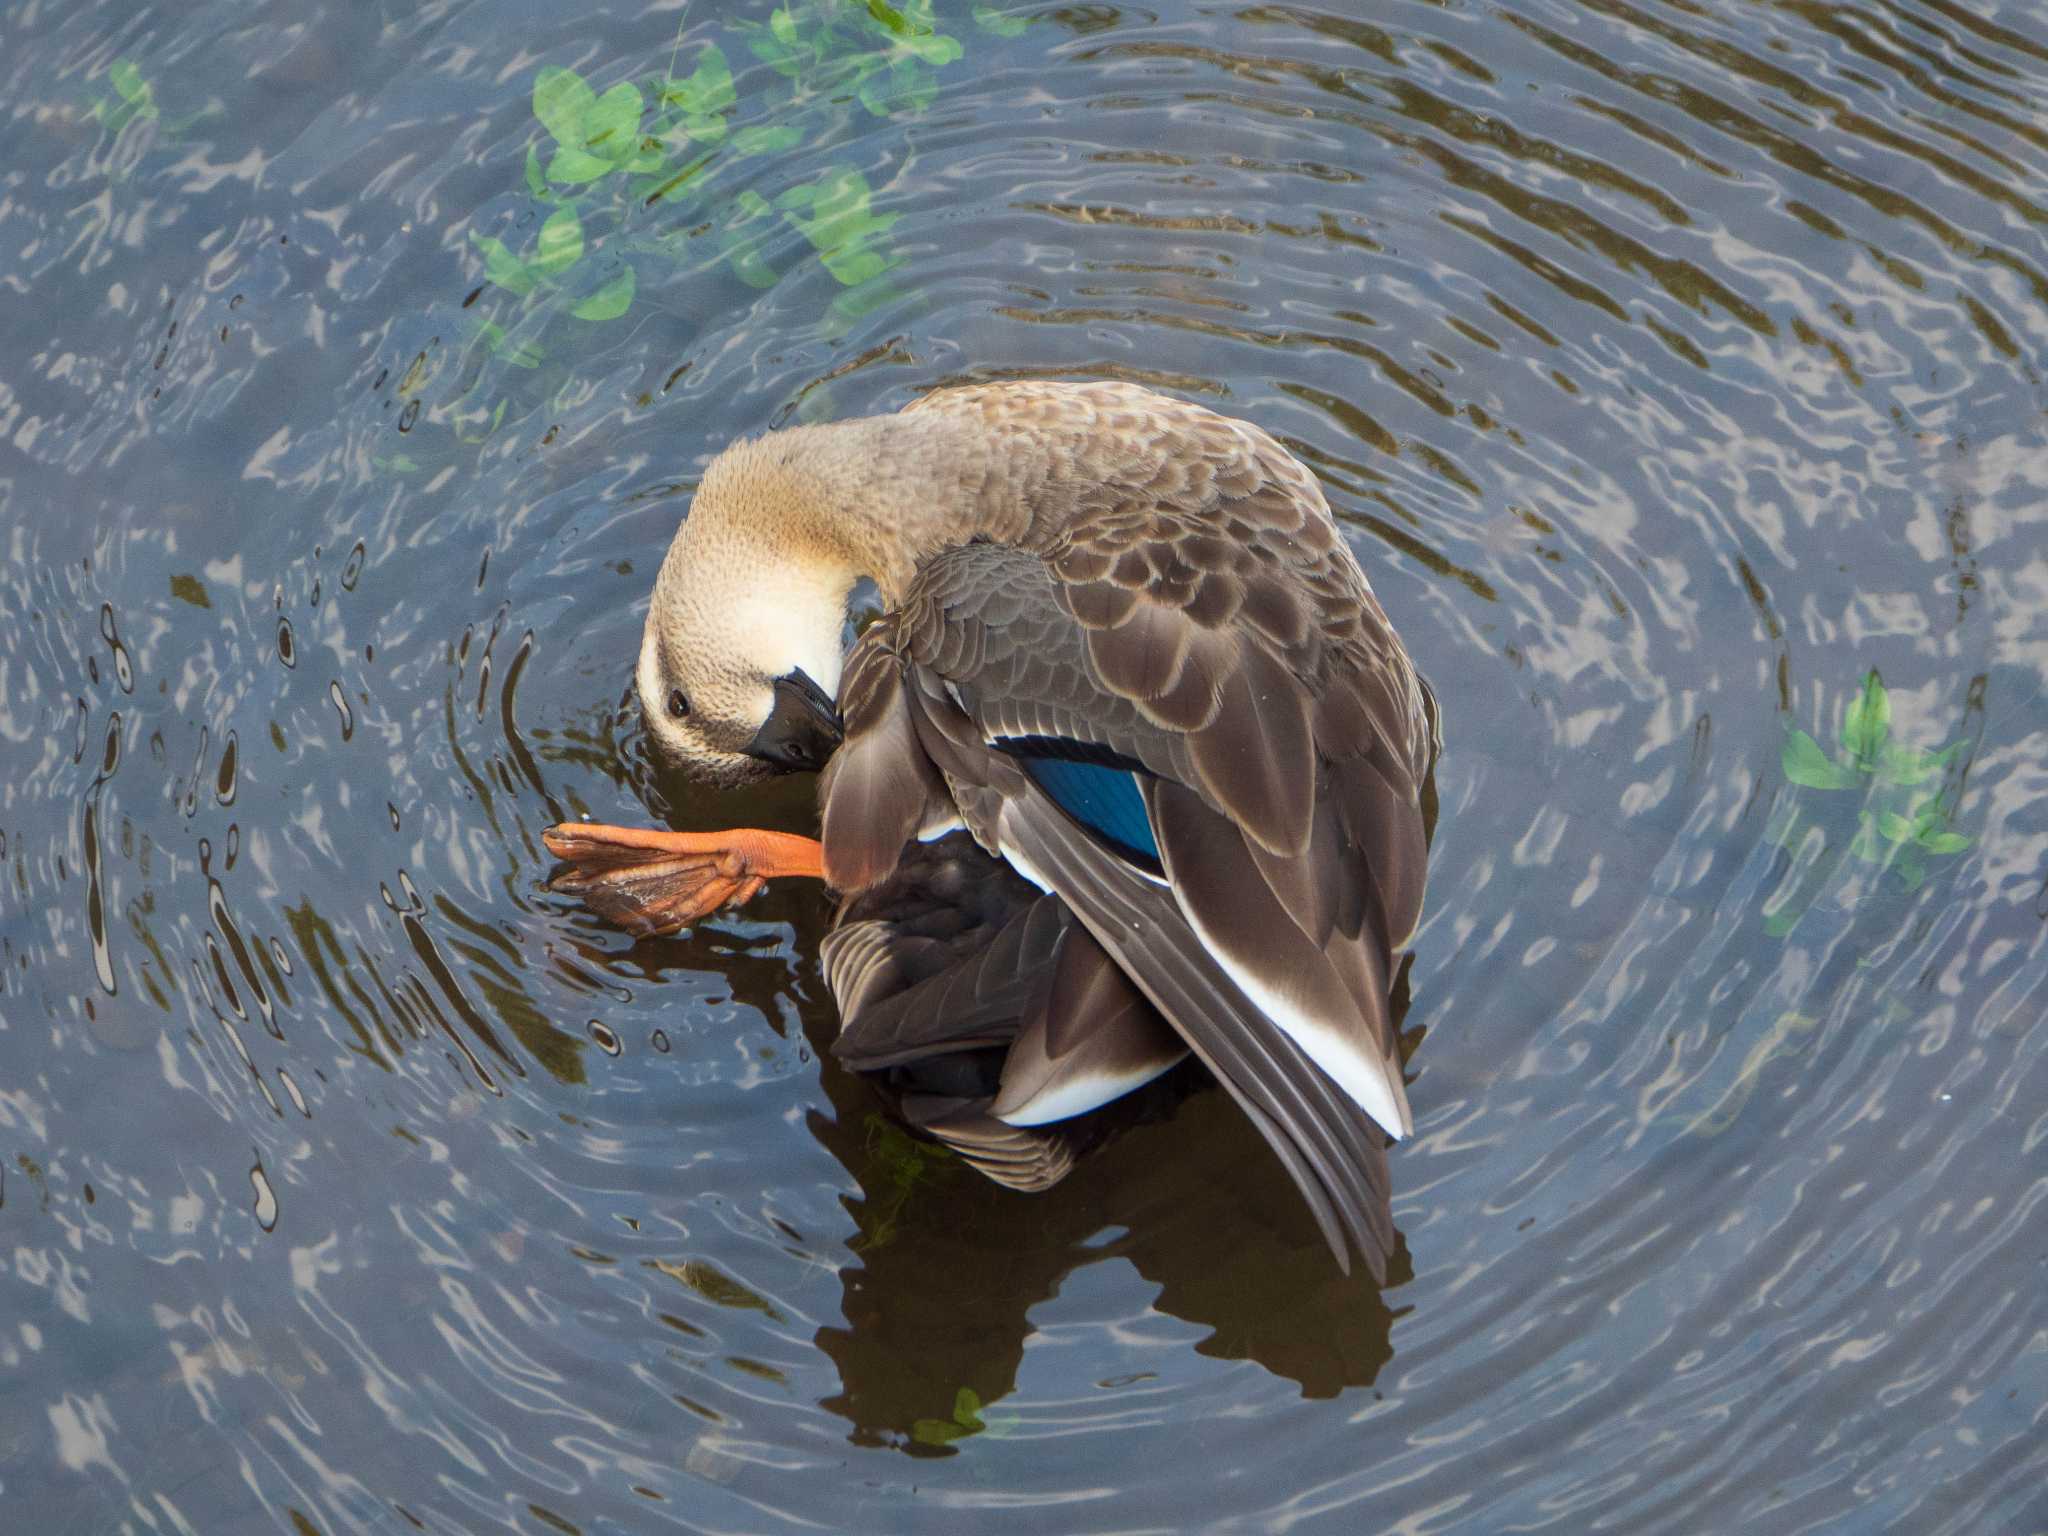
[[3, 0, 2045, 1531]]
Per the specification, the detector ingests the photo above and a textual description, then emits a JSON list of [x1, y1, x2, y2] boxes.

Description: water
[[2, 1, 2044, 1531]]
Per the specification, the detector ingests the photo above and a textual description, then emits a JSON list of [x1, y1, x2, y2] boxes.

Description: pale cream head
[[632, 406, 1009, 785], [635, 433, 867, 786]]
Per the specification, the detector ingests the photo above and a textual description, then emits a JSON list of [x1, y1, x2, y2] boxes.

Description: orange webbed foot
[[542, 823, 825, 937]]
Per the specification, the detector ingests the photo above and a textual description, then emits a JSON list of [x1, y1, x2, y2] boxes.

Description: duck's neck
[[701, 410, 1031, 603], [662, 410, 1023, 700]]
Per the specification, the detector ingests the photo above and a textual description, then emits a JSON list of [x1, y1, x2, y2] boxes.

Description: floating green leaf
[[745, 7, 814, 77], [661, 42, 736, 131], [476, 319, 545, 369], [571, 268, 636, 321], [733, 123, 804, 155], [1764, 667, 1977, 932], [547, 146, 615, 184], [859, 56, 940, 116], [830, 277, 905, 323], [169, 573, 210, 609], [719, 187, 783, 287], [533, 67, 597, 146], [97, 58, 161, 132], [972, 1, 1030, 36], [724, 238, 780, 289], [442, 9, 978, 476], [1781, 729, 1856, 790], [110, 60, 154, 107], [887, 0, 964, 62], [1876, 741, 1947, 786], [471, 232, 536, 295], [532, 206, 585, 275], [1839, 668, 1890, 767], [536, 69, 656, 184], [583, 82, 644, 157], [899, 27, 962, 65], [912, 1386, 986, 1447], [780, 167, 899, 285]]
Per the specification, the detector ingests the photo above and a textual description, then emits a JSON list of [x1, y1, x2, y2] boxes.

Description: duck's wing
[[902, 378, 1433, 946], [822, 834, 1187, 1191], [828, 444, 1432, 1275]]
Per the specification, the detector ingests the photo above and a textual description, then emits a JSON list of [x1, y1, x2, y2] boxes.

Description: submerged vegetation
[[95, 60, 159, 134], [463, 0, 1032, 388], [912, 1384, 1017, 1448], [849, 1113, 955, 1255], [1764, 670, 1974, 936], [365, 3, 1037, 473]]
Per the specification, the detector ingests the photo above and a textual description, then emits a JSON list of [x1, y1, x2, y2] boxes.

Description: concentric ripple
[[0, 1, 2042, 1533]]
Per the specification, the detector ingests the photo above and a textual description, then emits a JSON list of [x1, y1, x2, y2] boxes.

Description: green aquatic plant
[[849, 1112, 954, 1254], [82, 59, 213, 151], [95, 60, 159, 132], [470, 204, 637, 320], [479, 4, 970, 319], [531, 66, 674, 185], [776, 165, 901, 285], [971, 3, 1031, 38], [911, 1385, 1017, 1447], [736, 0, 964, 116], [1765, 669, 1973, 935], [428, 4, 1034, 463]]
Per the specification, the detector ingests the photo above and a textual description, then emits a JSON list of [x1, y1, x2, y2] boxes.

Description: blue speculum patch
[[1001, 739, 1162, 872]]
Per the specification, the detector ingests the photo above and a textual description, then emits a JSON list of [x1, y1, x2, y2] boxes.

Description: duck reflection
[[630, 867, 1414, 1445], [811, 1081, 1409, 1441], [806, 1063, 1412, 1449], [694, 876, 1413, 1446], [544, 382, 1442, 1441]]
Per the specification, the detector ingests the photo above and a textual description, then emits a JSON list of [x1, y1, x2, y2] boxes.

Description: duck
[[543, 380, 1438, 1280]]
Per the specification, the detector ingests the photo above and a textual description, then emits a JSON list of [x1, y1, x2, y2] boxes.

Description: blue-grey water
[[1, 1, 2044, 1532]]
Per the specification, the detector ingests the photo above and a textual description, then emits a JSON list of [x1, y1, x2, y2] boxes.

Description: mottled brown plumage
[[549, 381, 1438, 1281]]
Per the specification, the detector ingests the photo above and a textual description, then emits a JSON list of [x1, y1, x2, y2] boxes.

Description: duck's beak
[[744, 668, 843, 773]]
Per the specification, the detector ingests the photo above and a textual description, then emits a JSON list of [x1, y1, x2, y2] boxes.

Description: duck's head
[[634, 442, 854, 787]]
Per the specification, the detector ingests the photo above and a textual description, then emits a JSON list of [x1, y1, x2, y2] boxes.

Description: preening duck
[[544, 380, 1437, 1279]]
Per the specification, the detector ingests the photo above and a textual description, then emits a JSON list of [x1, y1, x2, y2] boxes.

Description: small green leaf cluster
[[721, 166, 900, 294], [471, 203, 636, 328], [98, 60, 159, 131], [1768, 669, 1973, 931], [848, 1112, 954, 1254], [87, 59, 216, 143], [532, 67, 674, 186], [440, 4, 1035, 456], [468, 9, 961, 339], [737, 0, 970, 118], [911, 1385, 1016, 1446]]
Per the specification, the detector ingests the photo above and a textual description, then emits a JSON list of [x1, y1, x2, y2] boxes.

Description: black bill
[[744, 667, 844, 773]]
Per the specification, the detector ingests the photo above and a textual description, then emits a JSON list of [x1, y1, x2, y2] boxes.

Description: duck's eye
[[667, 689, 691, 720]]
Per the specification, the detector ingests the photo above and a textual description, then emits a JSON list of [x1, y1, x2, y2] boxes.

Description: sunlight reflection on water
[[0, 0, 2044, 1531]]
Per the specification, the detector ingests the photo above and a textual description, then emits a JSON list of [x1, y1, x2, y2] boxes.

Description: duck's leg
[[542, 823, 825, 937]]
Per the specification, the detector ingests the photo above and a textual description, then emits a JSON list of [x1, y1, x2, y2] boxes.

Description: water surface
[[1, 1, 2044, 1531]]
